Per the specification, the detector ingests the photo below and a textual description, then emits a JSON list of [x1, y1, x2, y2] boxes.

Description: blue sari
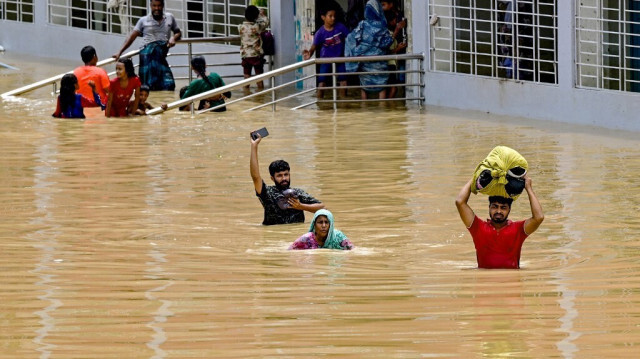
[[138, 40, 175, 91], [345, 0, 394, 93]]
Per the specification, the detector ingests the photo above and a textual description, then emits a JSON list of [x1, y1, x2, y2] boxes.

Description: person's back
[[238, 5, 270, 90], [238, 6, 269, 59], [74, 46, 110, 105]]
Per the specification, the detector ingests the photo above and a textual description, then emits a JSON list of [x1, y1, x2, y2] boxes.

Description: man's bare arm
[[523, 175, 544, 235], [288, 199, 325, 213], [250, 135, 263, 194], [455, 179, 476, 228], [113, 30, 141, 59]]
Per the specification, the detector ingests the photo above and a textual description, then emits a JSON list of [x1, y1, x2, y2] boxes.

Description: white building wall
[[418, 0, 640, 132]]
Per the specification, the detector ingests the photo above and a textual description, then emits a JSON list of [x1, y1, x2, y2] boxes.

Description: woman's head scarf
[[309, 209, 348, 250]]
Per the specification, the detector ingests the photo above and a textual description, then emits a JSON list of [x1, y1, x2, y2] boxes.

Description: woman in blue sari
[[345, 0, 394, 100]]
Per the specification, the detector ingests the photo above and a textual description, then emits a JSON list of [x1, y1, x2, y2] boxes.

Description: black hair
[[151, 0, 164, 5], [139, 84, 150, 94], [269, 160, 290, 177], [320, 7, 336, 16], [118, 57, 137, 79], [80, 46, 96, 64], [488, 196, 513, 207], [178, 86, 189, 111], [191, 56, 215, 90], [245, 5, 259, 22], [59, 73, 78, 113]]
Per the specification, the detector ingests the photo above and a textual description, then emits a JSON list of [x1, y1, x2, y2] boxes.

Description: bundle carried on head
[[471, 146, 528, 200]]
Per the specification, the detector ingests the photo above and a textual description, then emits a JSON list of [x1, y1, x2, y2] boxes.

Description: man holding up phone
[[250, 130, 325, 225]]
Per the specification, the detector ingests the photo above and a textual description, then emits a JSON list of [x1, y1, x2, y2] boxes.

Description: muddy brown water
[[1, 52, 639, 358]]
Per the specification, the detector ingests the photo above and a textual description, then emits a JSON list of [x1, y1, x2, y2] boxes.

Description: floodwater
[[1, 52, 640, 358]]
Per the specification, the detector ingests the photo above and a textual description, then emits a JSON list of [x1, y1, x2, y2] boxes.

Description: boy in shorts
[[239, 5, 270, 92], [303, 7, 349, 98]]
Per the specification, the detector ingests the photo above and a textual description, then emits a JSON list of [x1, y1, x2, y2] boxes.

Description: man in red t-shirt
[[455, 175, 544, 269]]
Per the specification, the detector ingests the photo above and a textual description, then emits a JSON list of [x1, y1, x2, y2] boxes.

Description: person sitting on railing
[[105, 58, 141, 118], [112, 0, 181, 91], [238, 5, 270, 93], [345, 0, 394, 101], [74, 46, 110, 107], [52, 74, 105, 119], [303, 5, 350, 99], [181, 56, 230, 112]]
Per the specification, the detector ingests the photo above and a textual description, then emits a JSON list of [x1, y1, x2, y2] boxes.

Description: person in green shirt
[[181, 56, 231, 112]]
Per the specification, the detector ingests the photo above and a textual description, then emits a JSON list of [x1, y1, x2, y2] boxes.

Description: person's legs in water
[[242, 57, 254, 93], [316, 63, 332, 98], [255, 57, 265, 90]]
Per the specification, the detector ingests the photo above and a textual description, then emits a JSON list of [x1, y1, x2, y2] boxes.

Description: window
[[0, 0, 34, 22], [46, 0, 268, 38], [429, 0, 557, 84], [576, 0, 640, 92]]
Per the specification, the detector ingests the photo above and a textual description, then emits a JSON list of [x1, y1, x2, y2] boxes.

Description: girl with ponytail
[[52, 73, 104, 118], [181, 56, 230, 112]]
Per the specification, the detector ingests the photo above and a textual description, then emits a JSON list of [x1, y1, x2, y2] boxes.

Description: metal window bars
[[0, 0, 33, 22], [576, 0, 640, 92], [429, 0, 557, 84], [45, 0, 266, 38]]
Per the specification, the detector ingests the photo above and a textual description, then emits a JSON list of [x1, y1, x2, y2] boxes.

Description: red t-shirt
[[107, 76, 141, 117], [468, 215, 528, 269]]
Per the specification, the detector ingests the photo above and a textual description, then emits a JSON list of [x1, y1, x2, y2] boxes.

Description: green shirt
[[181, 73, 226, 108]]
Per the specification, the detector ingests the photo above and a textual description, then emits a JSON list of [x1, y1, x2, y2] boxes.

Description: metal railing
[[148, 53, 425, 115], [0, 49, 140, 97], [0, 36, 243, 98]]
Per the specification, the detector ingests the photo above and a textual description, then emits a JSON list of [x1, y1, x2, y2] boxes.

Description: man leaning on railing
[[112, 0, 181, 91]]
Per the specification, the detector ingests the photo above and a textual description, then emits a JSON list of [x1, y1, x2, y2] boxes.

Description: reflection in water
[[2, 53, 640, 357], [145, 247, 173, 359], [29, 119, 61, 358]]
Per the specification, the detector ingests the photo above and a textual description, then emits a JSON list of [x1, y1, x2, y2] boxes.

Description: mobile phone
[[251, 127, 269, 140]]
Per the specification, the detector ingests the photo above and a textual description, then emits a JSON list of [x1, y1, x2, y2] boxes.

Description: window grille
[[46, 0, 267, 38], [429, 0, 557, 84], [0, 0, 34, 22], [576, 0, 640, 93]]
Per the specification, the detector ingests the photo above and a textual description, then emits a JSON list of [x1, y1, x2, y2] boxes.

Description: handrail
[[147, 59, 316, 115], [0, 49, 140, 98], [0, 36, 241, 98], [148, 53, 424, 115]]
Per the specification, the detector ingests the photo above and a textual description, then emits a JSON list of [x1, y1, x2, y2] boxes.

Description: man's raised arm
[[250, 134, 264, 194], [455, 179, 476, 228], [113, 30, 141, 60], [523, 175, 544, 235]]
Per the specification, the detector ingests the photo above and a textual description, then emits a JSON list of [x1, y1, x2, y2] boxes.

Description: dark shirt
[[256, 181, 321, 225]]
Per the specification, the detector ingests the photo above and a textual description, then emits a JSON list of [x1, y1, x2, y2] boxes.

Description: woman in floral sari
[[288, 209, 353, 250]]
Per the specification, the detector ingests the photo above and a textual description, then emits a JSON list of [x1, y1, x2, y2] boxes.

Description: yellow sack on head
[[471, 146, 528, 200]]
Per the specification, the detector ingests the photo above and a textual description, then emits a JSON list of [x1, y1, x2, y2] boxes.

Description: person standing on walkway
[[112, 0, 181, 91]]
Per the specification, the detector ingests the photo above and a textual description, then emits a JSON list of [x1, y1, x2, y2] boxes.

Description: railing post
[[419, 56, 424, 109], [51, 82, 57, 97], [332, 62, 337, 110], [188, 42, 193, 84], [188, 42, 194, 115], [271, 76, 276, 112]]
